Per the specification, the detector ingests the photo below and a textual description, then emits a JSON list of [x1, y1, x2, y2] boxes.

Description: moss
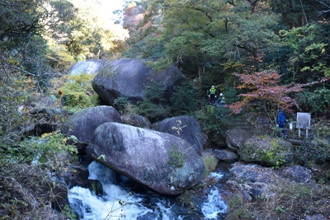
[[202, 154, 218, 177], [168, 145, 184, 168], [241, 136, 290, 167]]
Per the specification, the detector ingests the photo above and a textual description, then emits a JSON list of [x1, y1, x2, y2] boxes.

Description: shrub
[[61, 92, 92, 109], [135, 84, 171, 122], [194, 105, 234, 146], [1, 132, 77, 165], [56, 74, 99, 112], [170, 81, 199, 115], [295, 88, 330, 117]]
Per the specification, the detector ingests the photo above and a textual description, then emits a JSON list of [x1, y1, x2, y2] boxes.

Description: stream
[[68, 161, 228, 220]]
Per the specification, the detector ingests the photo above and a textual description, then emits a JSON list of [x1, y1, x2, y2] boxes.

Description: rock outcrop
[[92, 58, 185, 105], [213, 149, 239, 163], [280, 165, 314, 183], [153, 116, 204, 154], [61, 106, 121, 143], [68, 59, 107, 75], [238, 135, 293, 167], [87, 122, 205, 195], [226, 128, 252, 152], [121, 114, 151, 129]]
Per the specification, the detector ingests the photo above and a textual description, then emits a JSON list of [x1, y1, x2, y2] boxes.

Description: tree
[[0, 0, 77, 144], [229, 70, 302, 115], [270, 0, 330, 27], [127, 0, 281, 87], [279, 22, 330, 84]]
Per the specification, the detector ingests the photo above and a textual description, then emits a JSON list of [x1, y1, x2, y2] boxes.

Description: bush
[[295, 88, 330, 117], [1, 133, 77, 165], [170, 81, 199, 115], [135, 84, 171, 122], [61, 92, 92, 109], [56, 74, 99, 112], [194, 105, 234, 146]]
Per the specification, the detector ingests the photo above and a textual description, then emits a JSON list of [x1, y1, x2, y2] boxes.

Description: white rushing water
[[201, 188, 228, 220], [68, 162, 228, 220], [68, 161, 176, 220]]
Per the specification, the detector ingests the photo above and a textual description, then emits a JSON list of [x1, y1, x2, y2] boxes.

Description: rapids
[[68, 161, 228, 219]]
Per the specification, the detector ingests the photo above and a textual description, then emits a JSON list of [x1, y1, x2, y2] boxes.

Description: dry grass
[[226, 179, 330, 220], [0, 163, 68, 220]]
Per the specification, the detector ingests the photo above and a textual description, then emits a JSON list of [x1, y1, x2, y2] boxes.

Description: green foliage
[[249, 137, 288, 167], [62, 205, 78, 220], [293, 137, 330, 164], [168, 145, 184, 168], [61, 0, 127, 60], [46, 39, 75, 71], [270, 0, 328, 27], [144, 58, 172, 72], [294, 88, 330, 116], [135, 84, 170, 122], [170, 81, 199, 115], [194, 105, 234, 146], [280, 23, 330, 83], [61, 92, 91, 109], [129, 0, 281, 83], [263, 139, 286, 168], [1, 133, 77, 164], [0, 58, 39, 145], [57, 74, 99, 112], [113, 97, 131, 114]]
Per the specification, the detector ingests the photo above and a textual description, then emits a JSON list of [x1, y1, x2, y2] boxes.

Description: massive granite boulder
[[238, 135, 293, 167], [68, 59, 107, 75], [152, 116, 204, 154], [92, 58, 185, 105], [121, 113, 151, 129], [61, 106, 121, 143], [87, 122, 205, 195], [226, 128, 252, 152]]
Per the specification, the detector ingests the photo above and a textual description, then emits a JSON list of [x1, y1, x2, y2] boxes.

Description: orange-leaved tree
[[229, 70, 302, 115]]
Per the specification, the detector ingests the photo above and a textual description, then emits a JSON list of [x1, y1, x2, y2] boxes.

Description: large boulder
[[213, 149, 239, 163], [87, 122, 205, 195], [229, 162, 282, 199], [21, 107, 69, 137], [238, 135, 293, 167], [152, 116, 204, 154], [92, 58, 185, 105], [226, 128, 252, 152], [280, 165, 314, 183], [61, 106, 121, 143], [68, 59, 107, 75], [121, 113, 151, 129]]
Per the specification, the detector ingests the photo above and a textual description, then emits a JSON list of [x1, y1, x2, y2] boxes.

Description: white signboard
[[296, 112, 311, 129]]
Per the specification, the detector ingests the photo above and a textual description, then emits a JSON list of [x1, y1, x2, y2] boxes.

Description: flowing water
[[68, 161, 228, 220]]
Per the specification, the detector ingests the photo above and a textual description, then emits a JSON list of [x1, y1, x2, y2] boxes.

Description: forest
[[0, 0, 329, 219]]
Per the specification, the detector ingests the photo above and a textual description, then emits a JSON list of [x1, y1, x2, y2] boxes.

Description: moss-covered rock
[[239, 135, 293, 167], [61, 92, 91, 108]]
